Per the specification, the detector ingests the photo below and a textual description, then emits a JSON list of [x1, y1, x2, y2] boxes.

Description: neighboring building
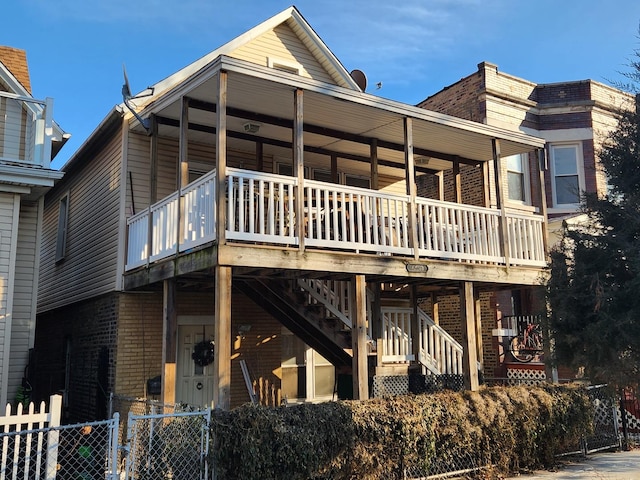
[[419, 61, 633, 382], [0, 46, 67, 407], [33, 9, 547, 421]]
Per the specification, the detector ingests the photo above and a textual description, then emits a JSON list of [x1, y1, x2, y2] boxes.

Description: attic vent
[[267, 57, 301, 75]]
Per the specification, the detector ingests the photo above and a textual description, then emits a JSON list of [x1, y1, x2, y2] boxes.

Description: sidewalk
[[505, 449, 640, 479]]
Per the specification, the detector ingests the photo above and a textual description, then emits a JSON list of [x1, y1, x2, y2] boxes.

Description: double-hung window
[[506, 154, 529, 203], [550, 144, 581, 207]]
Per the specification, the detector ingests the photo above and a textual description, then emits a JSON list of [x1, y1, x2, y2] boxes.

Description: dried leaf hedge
[[210, 384, 592, 479]]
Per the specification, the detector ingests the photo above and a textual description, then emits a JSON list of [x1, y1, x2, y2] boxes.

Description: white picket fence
[[1, 395, 62, 480]]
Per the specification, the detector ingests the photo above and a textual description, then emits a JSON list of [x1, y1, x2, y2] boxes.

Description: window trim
[[505, 153, 531, 206], [55, 191, 70, 263], [549, 143, 584, 211]]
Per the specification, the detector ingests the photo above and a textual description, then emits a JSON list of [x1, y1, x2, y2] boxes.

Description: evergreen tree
[[547, 54, 640, 389]]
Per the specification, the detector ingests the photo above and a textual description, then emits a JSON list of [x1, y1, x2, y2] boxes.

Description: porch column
[[492, 139, 510, 267], [213, 265, 232, 409], [403, 117, 420, 260], [293, 88, 305, 251], [536, 148, 549, 257], [352, 274, 369, 400], [453, 157, 462, 204], [460, 281, 479, 391], [178, 97, 190, 247], [162, 279, 177, 406], [149, 114, 159, 204], [370, 139, 379, 190], [474, 292, 483, 379], [410, 285, 421, 364], [215, 71, 228, 246]]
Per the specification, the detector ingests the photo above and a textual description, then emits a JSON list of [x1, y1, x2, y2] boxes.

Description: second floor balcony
[[126, 167, 546, 272]]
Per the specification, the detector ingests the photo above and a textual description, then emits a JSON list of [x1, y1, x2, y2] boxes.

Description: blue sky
[[4, 0, 640, 169]]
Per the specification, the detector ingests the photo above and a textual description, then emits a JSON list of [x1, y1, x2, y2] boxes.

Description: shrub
[[210, 384, 593, 479]]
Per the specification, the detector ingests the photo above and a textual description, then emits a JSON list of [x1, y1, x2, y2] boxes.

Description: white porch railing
[[126, 167, 547, 270], [381, 307, 415, 363], [0, 92, 53, 167], [417, 309, 463, 375]]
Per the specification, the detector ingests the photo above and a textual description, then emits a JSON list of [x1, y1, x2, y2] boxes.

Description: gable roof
[[0, 46, 31, 94], [138, 6, 360, 103]]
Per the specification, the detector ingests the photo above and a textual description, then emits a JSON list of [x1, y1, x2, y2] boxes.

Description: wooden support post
[[213, 265, 232, 409], [371, 282, 382, 340], [431, 292, 439, 326], [294, 88, 305, 251], [537, 148, 549, 258], [474, 292, 483, 378], [370, 139, 379, 190], [410, 284, 421, 364], [331, 154, 339, 184], [215, 72, 228, 246], [460, 281, 479, 391], [256, 141, 264, 172], [453, 156, 462, 204], [162, 278, 177, 407], [404, 117, 420, 260], [149, 114, 158, 204], [492, 139, 510, 267], [352, 275, 369, 400]]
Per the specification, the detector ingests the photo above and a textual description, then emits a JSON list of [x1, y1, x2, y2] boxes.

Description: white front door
[[176, 325, 215, 408]]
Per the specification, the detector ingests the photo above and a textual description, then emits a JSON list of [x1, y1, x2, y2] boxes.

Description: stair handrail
[[417, 309, 463, 375]]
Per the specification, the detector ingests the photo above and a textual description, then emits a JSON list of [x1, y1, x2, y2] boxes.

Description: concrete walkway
[[505, 449, 640, 479]]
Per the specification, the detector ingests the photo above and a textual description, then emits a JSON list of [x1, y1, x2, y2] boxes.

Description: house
[[33, 8, 548, 421], [0, 46, 67, 407], [419, 61, 634, 383]]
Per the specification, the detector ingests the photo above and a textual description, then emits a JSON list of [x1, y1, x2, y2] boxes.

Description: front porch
[[126, 167, 546, 271]]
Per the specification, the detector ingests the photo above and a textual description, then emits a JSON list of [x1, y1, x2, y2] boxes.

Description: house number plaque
[[405, 263, 428, 273]]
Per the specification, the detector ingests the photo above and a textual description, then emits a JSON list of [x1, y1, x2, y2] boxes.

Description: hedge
[[210, 384, 593, 479]]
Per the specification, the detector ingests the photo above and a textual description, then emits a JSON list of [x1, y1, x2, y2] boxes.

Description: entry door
[[177, 325, 215, 408]]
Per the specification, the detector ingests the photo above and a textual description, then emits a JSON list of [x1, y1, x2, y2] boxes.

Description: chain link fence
[[0, 417, 119, 480], [124, 409, 211, 480]]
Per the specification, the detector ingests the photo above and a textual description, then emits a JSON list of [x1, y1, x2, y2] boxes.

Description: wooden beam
[[370, 139, 379, 190], [404, 117, 420, 261], [162, 279, 177, 406], [216, 72, 228, 246], [352, 275, 369, 400], [166, 100, 483, 167], [492, 139, 510, 268], [213, 265, 232, 409], [460, 281, 479, 391], [155, 115, 440, 175], [294, 88, 305, 251], [453, 157, 462, 204]]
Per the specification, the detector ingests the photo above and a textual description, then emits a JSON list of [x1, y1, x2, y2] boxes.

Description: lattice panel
[[373, 374, 464, 397], [506, 368, 546, 386]]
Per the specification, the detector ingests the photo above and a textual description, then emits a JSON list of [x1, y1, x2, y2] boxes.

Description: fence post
[[45, 394, 62, 480], [110, 412, 121, 480]]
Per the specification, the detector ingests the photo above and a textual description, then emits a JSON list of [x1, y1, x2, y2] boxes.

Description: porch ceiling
[[140, 56, 545, 173]]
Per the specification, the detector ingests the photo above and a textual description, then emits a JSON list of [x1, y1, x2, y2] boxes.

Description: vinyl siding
[[230, 23, 335, 84], [8, 200, 39, 398], [39, 130, 123, 312], [0, 193, 17, 405]]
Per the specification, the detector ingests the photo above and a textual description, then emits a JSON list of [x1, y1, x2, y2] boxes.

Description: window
[[506, 154, 529, 203], [55, 192, 69, 262], [550, 144, 581, 207]]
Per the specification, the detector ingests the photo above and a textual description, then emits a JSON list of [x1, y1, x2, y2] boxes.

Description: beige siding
[[0, 193, 16, 403], [230, 24, 335, 84], [8, 200, 39, 396], [39, 130, 123, 312]]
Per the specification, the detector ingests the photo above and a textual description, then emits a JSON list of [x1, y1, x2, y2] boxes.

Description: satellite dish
[[122, 64, 132, 100], [121, 64, 151, 133], [350, 69, 367, 92]]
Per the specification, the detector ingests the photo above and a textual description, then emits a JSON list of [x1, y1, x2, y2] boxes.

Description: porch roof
[[131, 55, 546, 173]]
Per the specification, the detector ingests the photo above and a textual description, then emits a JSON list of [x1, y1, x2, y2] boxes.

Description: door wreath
[[192, 340, 215, 367]]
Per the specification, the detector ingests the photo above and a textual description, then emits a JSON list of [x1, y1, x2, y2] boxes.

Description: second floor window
[[550, 144, 581, 207], [506, 154, 528, 203]]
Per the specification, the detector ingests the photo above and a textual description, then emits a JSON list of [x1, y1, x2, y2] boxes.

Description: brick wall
[[418, 70, 485, 122], [34, 293, 119, 422]]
